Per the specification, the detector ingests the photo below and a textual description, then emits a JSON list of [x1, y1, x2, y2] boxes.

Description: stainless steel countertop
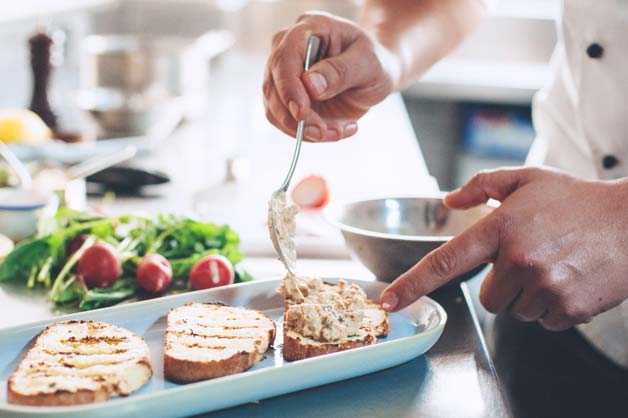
[[194, 280, 512, 418]]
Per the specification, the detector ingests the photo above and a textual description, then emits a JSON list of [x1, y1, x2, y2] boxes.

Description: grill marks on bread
[[164, 303, 276, 383], [7, 320, 152, 406]]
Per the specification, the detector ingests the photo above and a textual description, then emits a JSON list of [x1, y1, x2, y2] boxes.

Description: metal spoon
[[268, 34, 321, 275]]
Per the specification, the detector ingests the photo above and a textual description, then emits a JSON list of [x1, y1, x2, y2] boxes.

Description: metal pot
[[78, 31, 233, 137]]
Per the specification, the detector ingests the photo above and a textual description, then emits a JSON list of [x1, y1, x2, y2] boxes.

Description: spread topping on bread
[[278, 275, 367, 342]]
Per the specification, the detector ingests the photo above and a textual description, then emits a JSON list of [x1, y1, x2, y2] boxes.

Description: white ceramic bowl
[[0, 188, 58, 241]]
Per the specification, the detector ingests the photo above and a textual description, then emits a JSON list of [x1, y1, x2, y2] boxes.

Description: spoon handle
[[279, 35, 322, 192]]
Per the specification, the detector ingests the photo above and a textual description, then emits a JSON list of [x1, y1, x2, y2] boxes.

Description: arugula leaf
[[79, 278, 137, 311], [0, 238, 56, 282], [235, 264, 254, 283]]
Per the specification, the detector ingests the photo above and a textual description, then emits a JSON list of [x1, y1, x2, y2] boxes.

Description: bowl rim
[[0, 202, 47, 211], [0, 187, 54, 212], [322, 194, 496, 242]]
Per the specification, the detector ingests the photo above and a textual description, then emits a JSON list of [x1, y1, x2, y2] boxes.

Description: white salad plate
[[0, 278, 446, 418]]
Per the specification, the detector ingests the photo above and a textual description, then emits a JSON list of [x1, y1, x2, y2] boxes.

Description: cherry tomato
[[189, 255, 234, 290], [68, 234, 91, 256], [291, 174, 329, 209], [77, 242, 122, 288], [137, 254, 172, 294]]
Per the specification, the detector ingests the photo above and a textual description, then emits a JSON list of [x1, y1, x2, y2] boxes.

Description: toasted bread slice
[[164, 303, 276, 383], [7, 320, 152, 406], [283, 298, 390, 361], [364, 299, 391, 338]]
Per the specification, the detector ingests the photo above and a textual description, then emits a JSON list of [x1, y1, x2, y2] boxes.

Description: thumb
[[302, 39, 375, 101], [445, 167, 539, 210]]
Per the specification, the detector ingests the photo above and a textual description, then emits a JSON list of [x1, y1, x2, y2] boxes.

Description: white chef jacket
[[526, 0, 628, 367]]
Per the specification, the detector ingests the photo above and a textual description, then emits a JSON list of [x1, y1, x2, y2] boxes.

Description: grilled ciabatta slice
[[280, 278, 390, 362], [7, 320, 152, 406], [164, 303, 276, 383]]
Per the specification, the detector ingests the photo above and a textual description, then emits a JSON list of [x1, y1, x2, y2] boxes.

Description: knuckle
[[509, 248, 537, 270], [326, 58, 351, 85], [559, 301, 589, 324], [493, 212, 514, 236], [400, 277, 422, 300], [534, 268, 567, 300], [273, 74, 299, 98], [297, 11, 331, 24], [271, 29, 287, 47], [262, 79, 272, 98], [470, 170, 491, 187], [269, 48, 287, 71], [522, 166, 542, 178], [427, 246, 457, 279], [277, 109, 293, 128], [296, 12, 315, 23], [264, 107, 277, 125], [535, 272, 555, 295]]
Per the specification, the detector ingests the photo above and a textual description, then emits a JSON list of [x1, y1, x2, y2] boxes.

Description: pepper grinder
[[28, 31, 58, 130]]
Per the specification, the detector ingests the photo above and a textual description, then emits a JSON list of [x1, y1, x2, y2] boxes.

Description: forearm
[[359, 0, 490, 90]]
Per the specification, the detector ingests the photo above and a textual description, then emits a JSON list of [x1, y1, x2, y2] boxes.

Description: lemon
[[0, 109, 52, 144]]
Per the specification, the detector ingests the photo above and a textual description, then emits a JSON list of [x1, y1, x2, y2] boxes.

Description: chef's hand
[[380, 167, 628, 331], [263, 12, 399, 142]]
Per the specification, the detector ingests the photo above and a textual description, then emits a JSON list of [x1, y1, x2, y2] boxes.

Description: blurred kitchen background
[[0, 0, 561, 328], [0, 0, 557, 191]]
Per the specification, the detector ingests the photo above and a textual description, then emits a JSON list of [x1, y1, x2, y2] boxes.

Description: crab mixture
[[279, 275, 367, 342], [268, 191, 299, 268]]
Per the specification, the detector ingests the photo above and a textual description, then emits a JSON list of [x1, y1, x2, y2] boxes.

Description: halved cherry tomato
[[189, 255, 234, 290], [291, 174, 329, 209]]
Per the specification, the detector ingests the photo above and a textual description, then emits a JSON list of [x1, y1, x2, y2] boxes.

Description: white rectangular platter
[[0, 278, 446, 418]]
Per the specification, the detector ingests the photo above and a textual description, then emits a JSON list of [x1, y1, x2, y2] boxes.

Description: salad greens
[[0, 208, 251, 310]]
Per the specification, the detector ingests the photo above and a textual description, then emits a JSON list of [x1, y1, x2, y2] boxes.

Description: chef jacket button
[[602, 155, 619, 169], [587, 43, 604, 59]]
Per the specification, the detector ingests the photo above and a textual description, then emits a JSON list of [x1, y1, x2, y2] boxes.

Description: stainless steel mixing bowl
[[324, 197, 495, 283]]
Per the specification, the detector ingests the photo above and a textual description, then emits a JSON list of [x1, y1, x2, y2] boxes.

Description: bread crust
[[283, 329, 376, 361], [366, 300, 391, 338], [7, 386, 109, 407], [376, 316, 391, 338], [164, 351, 262, 383]]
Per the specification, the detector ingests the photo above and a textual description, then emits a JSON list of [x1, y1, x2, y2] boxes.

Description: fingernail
[[288, 101, 299, 120], [344, 122, 358, 137], [381, 292, 399, 311], [307, 72, 328, 96], [304, 126, 321, 140]]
